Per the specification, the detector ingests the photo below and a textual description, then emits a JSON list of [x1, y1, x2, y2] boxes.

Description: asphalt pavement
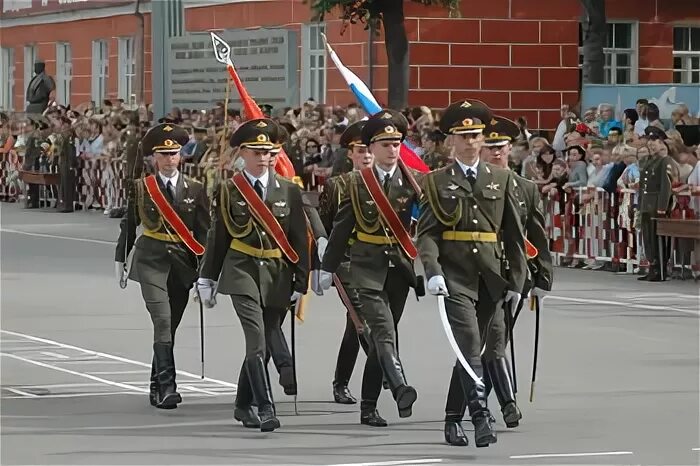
[[1, 203, 698, 466]]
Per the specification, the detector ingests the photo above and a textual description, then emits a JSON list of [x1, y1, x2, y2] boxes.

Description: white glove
[[290, 291, 302, 303], [427, 275, 449, 296], [530, 287, 549, 299], [504, 290, 521, 309], [316, 237, 328, 262], [196, 278, 217, 308], [115, 261, 127, 288], [318, 270, 333, 290]]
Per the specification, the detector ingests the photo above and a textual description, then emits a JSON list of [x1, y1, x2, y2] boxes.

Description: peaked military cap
[[361, 109, 407, 146], [644, 125, 667, 140], [141, 123, 190, 155], [483, 116, 519, 147], [439, 99, 493, 135], [229, 118, 277, 150], [340, 120, 367, 148]]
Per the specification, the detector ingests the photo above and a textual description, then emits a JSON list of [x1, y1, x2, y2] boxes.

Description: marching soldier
[[197, 119, 310, 432], [442, 116, 553, 439], [115, 123, 210, 409], [319, 110, 422, 421], [638, 126, 674, 281], [318, 121, 381, 421], [417, 100, 527, 448]]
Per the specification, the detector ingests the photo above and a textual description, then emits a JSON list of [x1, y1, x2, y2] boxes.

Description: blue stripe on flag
[[350, 83, 382, 115]]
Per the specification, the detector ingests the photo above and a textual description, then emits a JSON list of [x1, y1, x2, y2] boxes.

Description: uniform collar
[[159, 170, 179, 187], [455, 157, 479, 177], [244, 169, 269, 187], [374, 163, 397, 181]]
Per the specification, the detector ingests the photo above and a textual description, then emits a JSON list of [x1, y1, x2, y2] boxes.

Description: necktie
[[383, 173, 391, 194], [165, 180, 175, 202], [466, 168, 476, 186], [254, 179, 264, 200]]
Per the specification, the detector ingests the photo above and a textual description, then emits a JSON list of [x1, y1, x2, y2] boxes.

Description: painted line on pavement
[[0, 228, 115, 245], [510, 451, 633, 459], [1, 329, 237, 388], [548, 295, 699, 316], [4, 387, 40, 398], [179, 385, 220, 396], [0, 353, 148, 393], [88, 370, 146, 375], [327, 460, 442, 466], [3, 391, 142, 400], [40, 351, 70, 359], [692, 447, 700, 451]]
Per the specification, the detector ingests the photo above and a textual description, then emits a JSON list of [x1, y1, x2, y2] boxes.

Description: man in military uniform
[[441, 116, 553, 441], [22, 116, 51, 209], [115, 123, 210, 410], [319, 110, 421, 421], [638, 126, 674, 281], [318, 121, 380, 419], [197, 118, 310, 432], [55, 116, 77, 212], [417, 100, 527, 448]]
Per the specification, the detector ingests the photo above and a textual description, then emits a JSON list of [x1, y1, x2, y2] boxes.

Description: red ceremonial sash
[[397, 157, 422, 197], [359, 167, 418, 260], [231, 172, 299, 264], [525, 239, 538, 259], [143, 175, 205, 256]]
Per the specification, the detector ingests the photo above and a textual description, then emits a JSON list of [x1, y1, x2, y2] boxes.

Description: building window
[[673, 26, 700, 84], [91, 40, 108, 106], [118, 37, 135, 104], [23, 44, 37, 98], [301, 23, 326, 103], [56, 42, 72, 106], [1, 48, 15, 110], [578, 22, 638, 84]]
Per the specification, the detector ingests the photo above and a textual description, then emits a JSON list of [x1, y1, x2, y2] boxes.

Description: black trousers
[[443, 278, 499, 420], [641, 212, 666, 270], [355, 270, 410, 405], [264, 305, 293, 372], [139, 271, 190, 344], [334, 286, 371, 387]]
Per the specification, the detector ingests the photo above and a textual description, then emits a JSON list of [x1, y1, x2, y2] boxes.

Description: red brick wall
[[2, 14, 152, 111]]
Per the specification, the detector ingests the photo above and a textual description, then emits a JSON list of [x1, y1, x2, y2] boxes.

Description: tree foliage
[[308, 0, 461, 33]]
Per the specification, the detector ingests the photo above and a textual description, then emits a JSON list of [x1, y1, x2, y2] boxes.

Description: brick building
[[1, 0, 699, 129]]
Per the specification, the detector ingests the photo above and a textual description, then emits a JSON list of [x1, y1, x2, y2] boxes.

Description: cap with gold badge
[[339, 120, 367, 149], [229, 118, 277, 151], [644, 125, 667, 141], [439, 99, 493, 135], [483, 116, 519, 147], [361, 109, 407, 146], [141, 123, 190, 155]]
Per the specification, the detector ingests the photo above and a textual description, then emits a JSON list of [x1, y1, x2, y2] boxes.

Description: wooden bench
[[655, 218, 700, 280]]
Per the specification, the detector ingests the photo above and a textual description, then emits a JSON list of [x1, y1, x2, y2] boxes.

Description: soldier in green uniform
[[55, 116, 77, 212], [638, 126, 674, 281], [319, 120, 389, 425], [197, 118, 310, 433], [319, 110, 421, 420], [115, 123, 210, 410], [22, 116, 51, 208], [441, 116, 553, 443], [422, 130, 451, 171], [417, 100, 527, 448]]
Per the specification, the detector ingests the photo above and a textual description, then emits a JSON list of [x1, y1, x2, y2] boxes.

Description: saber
[[437, 295, 484, 388], [530, 295, 541, 402], [505, 298, 517, 394], [291, 298, 300, 415], [332, 274, 364, 333], [194, 286, 205, 379]]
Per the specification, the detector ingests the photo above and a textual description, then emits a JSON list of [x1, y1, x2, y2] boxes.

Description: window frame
[[91, 39, 108, 106], [118, 36, 136, 104], [23, 44, 37, 98], [0, 47, 15, 110], [56, 42, 72, 106], [301, 23, 327, 104], [672, 25, 700, 84], [578, 20, 639, 85]]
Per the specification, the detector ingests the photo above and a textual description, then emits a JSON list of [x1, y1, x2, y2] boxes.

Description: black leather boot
[[149, 354, 158, 407], [379, 353, 417, 418], [460, 364, 496, 447], [153, 342, 181, 409], [360, 401, 387, 427], [333, 383, 357, 404], [234, 361, 260, 428], [278, 365, 297, 395], [443, 365, 468, 446], [246, 354, 280, 432], [444, 420, 469, 446], [486, 358, 522, 428]]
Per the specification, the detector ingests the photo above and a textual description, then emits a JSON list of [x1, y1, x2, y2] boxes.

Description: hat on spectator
[[361, 109, 407, 146], [439, 99, 493, 135], [483, 116, 519, 147], [644, 126, 667, 140], [229, 118, 277, 150], [340, 120, 367, 149], [141, 123, 190, 155]]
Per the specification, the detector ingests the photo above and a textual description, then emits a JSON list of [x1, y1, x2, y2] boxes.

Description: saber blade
[[437, 295, 484, 388]]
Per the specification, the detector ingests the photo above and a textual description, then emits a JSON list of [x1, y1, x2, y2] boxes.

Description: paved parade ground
[[1, 203, 698, 465]]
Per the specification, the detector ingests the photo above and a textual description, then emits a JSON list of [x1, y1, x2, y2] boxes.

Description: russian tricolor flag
[[322, 34, 429, 174]]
